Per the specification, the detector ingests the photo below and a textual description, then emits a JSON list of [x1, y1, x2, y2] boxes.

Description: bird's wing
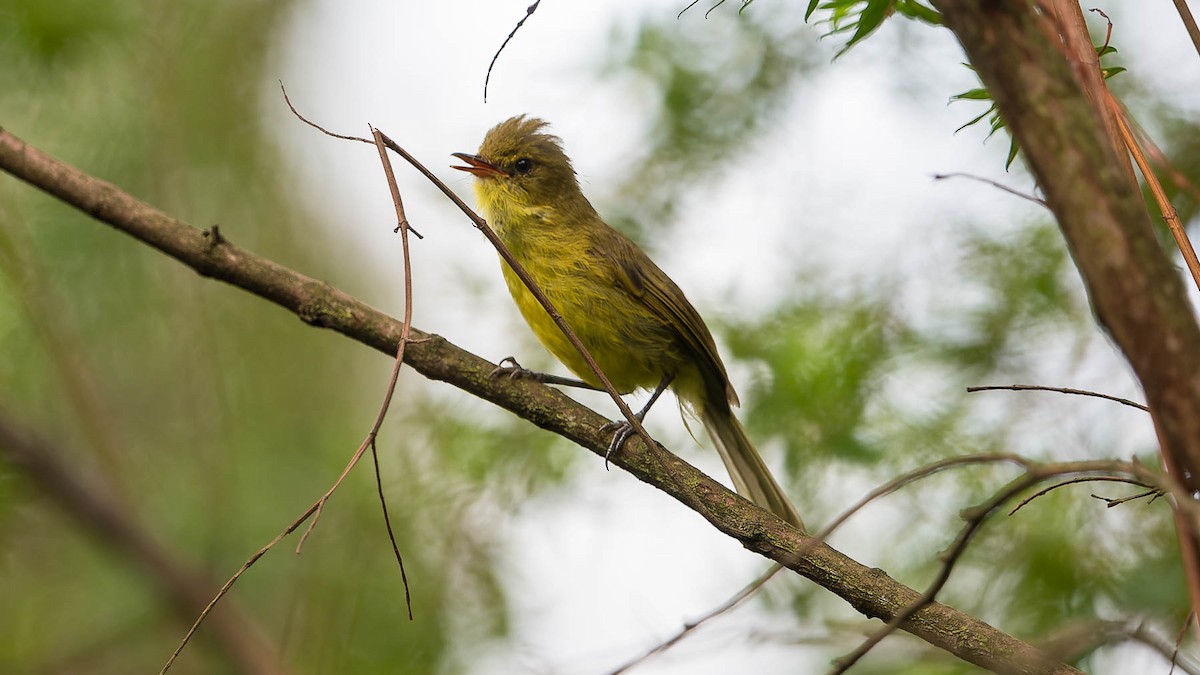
[[609, 234, 740, 408]]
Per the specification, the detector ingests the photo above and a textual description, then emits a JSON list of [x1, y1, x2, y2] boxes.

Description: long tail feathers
[[701, 405, 804, 531]]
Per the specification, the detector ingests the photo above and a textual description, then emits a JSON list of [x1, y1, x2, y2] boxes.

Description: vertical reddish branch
[[934, 0, 1200, 633]]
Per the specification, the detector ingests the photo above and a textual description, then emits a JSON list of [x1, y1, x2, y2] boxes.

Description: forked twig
[[830, 472, 1042, 674], [1008, 475, 1153, 515], [366, 125, 417, 618], [161, 100, 424, 675], [829, 458, 1180, 674], [610, 453, 1034, 673]]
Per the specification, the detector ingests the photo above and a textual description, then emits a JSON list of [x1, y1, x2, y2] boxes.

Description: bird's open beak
[[451, 153, 508, 178]]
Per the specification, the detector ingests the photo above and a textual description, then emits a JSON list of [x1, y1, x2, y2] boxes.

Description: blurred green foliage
[[604, 10, 820, 239], [2, 1, 1198, 673], [0, 1, 556, 673], [614, 4, 1195, 673], [804, 0, 941, 54]]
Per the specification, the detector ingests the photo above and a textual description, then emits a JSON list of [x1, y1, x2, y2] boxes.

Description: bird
[[451, 115, 803, 530]]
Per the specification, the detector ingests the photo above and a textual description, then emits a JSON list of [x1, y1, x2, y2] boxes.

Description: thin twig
[[1088, 8, 1112, 51], [162, 106, 427, 675], [966, 383, 1149, 412], [826, 455, 1196, 674], [162, 500, 320, 673], [705, 0, 730, 19], [163, 280, 412, 672], [484, 1, 541, 103], [607, 565, 783, 674], [1172, 612, 1196, 675], [1131, 120, 1200, 206], [1037, 618, 1200, 674], [676, 0, 701, 19], [280, 81, 369, 143], [368, 125, 416, 619], [1106, 91, 1200, 294], [829, 460, 1152, 673], [1091, 488, 1163, 508], [830, 471, 1044, 674], [932, 172, 1047, 206], [1172, 0, 1200, 61], [280, 82, 422, 238], [1008, 475, 1153, 515], [609, 453, 1037, 674]]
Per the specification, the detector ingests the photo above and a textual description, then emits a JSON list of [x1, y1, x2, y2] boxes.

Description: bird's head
[[452, 116, 582, 212]]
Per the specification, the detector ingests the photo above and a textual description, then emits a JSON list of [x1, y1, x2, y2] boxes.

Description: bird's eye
[[514, 158, 533, 174]]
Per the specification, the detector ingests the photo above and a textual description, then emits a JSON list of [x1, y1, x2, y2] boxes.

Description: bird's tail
[[701, 404, 804, 530]]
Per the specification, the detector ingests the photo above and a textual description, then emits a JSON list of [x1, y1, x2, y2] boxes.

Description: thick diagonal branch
[[0, 127, 1079, 674]]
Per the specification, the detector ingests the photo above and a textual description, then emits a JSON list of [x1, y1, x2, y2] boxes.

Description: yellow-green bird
[[452, 116, 803, 530]]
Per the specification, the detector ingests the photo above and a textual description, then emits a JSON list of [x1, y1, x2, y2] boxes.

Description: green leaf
[[839, 0, 894, 54], [950, 87, 991, 101], [895, 0, 942, 25], [1005, 138, 1020, 169], [955, 105, 994, 134]]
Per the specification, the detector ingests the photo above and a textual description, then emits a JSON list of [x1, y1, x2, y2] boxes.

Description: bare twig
[[1172, 0, 1200, 60], [280, 81, 369, 143], [676, 0, 701, 19], [280, 82, 422, 238], [1091, 488, 1164, 508], [1008, 475, 1153, 515], [706, 0, 730, 19], [829, 458, 1166, 674], [162, 115, 425, 674], [610, 453, 1039, 673], [1173, 612, 1196, 675], [1088, 8, 1112, 51], [1131, 120, 1200, 206], [1037, 618, 1200, 674], [967, 383, 1149, 412], [607, 565, 783, 674], [367, 125, 417, 619], [831, 472, 1039, 673], [484, 1, 541, 103], [1106, 91, 1200, 295], [932, 172, 1047, 206]]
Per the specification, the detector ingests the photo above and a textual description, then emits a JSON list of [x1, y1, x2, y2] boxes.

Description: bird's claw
[[489, 356, 540, 381], [600, 416, 649, 469]]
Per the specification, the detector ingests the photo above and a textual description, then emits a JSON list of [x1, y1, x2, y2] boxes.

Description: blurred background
[[1, 1, 1198, 673]]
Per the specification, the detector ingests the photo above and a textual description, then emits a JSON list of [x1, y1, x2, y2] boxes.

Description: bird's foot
[[599, 415, 647, 468], [489, 356, 543, 382]]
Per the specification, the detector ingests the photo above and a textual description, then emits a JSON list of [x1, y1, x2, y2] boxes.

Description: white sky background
[[272, 2, 1199, 673]]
